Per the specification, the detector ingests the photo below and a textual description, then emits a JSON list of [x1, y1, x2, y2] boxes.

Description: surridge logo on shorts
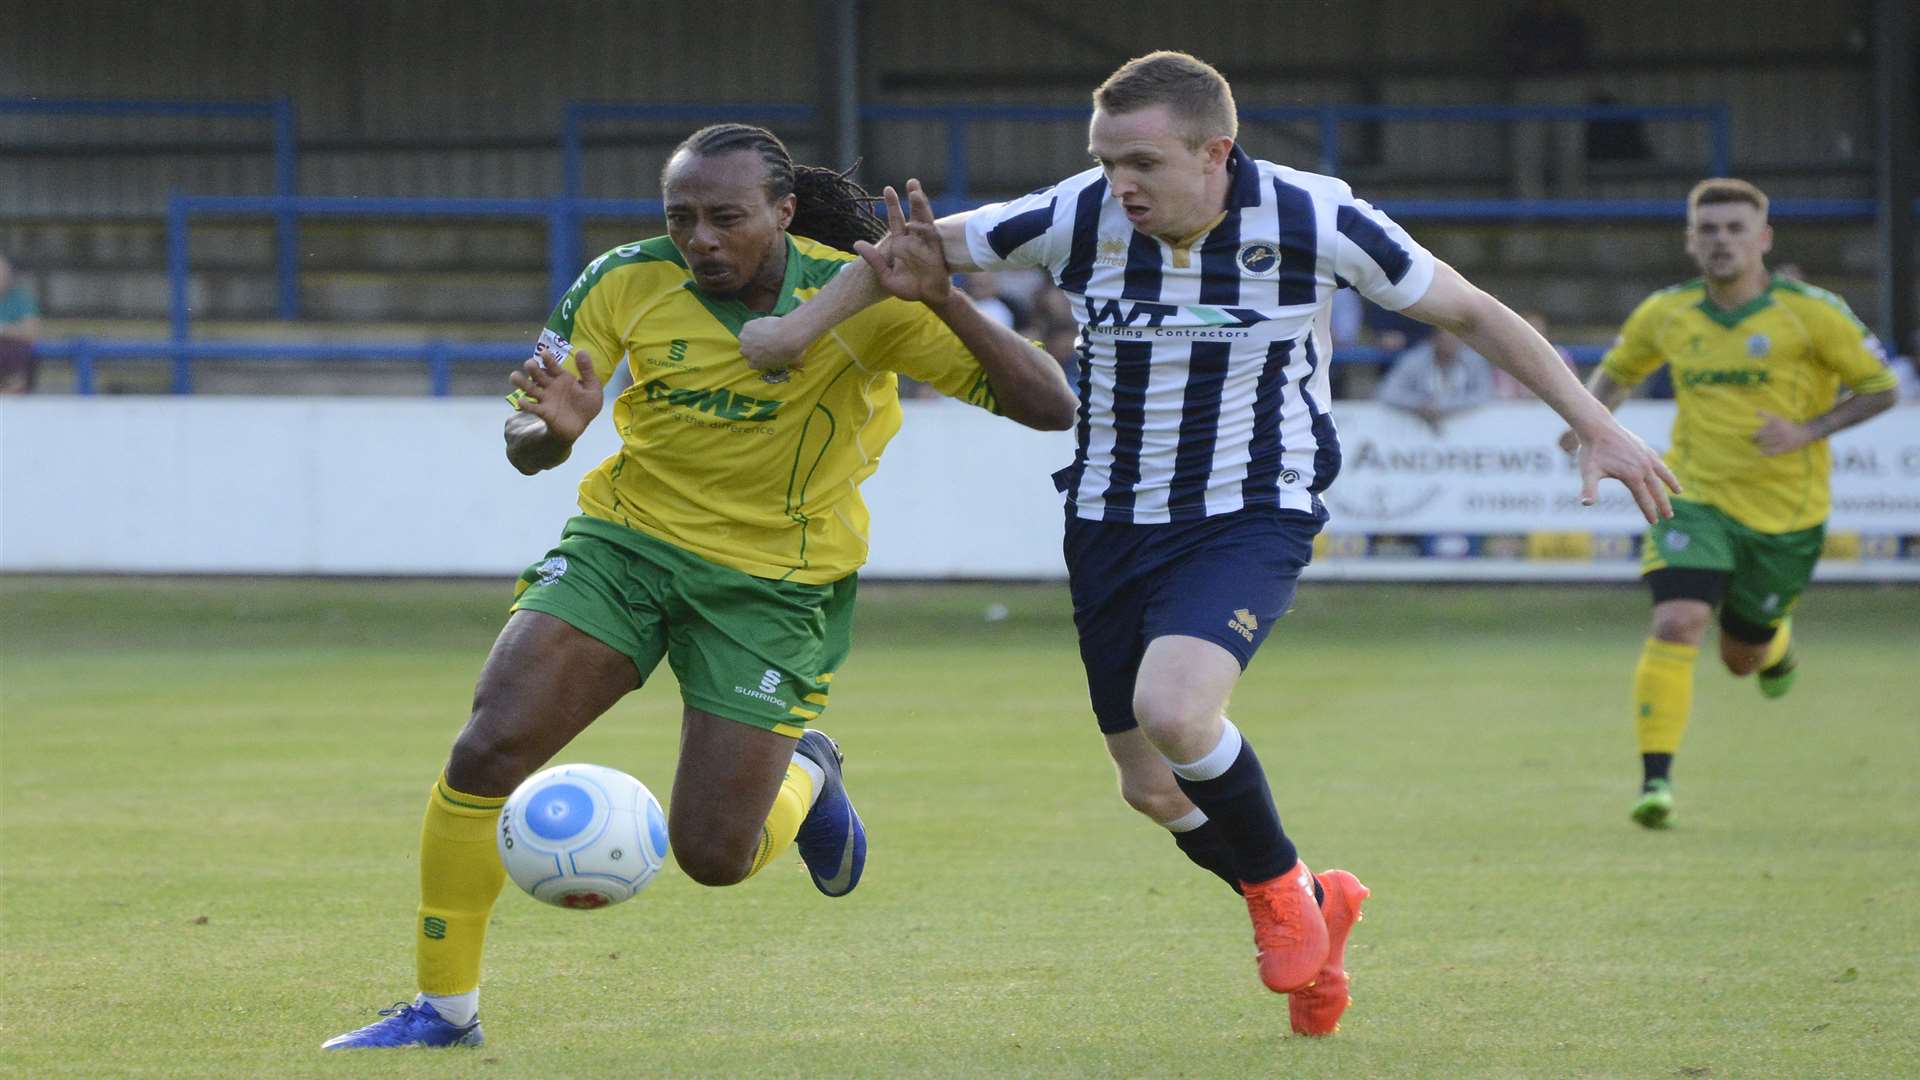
[[535, 556, 569, 586], [1227, 608, 1259, 642], [734, 668, 787, 708]]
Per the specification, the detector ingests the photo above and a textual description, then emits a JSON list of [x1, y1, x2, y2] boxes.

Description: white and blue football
[[497, 763, 669, 909]]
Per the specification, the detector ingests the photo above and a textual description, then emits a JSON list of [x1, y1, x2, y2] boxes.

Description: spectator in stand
[[0, 253, 41, 395], [1378, 328, 1496, 431], [1493, 311, 1578, 399]]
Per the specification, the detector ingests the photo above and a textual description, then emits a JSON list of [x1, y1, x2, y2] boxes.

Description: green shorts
[[511, 515, 855, 737], [1640, 498, 1823, 629]]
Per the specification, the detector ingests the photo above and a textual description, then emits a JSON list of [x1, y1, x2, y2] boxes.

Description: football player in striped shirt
[[1558, 178, 1897, 830], [745, 52, 1676, 1036], [324, 125, 1076, 1050]]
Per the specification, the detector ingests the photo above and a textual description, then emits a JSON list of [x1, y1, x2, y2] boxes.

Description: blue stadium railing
[[10, 97, 1869, 394], [1, 97, 303, 320]]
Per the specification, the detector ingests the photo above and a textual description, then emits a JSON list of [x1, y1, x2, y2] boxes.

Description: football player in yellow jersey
[[1562, 178, 1898, 829], [325, 125, 1075, 1051]]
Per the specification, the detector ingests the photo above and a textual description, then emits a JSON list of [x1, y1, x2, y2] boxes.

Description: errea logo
[[1227, 608, 1259, 642]]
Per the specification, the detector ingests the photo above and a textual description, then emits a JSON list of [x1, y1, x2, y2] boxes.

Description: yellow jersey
[[1600, 274, 1897, 533], [529, 234, 1002, 583]]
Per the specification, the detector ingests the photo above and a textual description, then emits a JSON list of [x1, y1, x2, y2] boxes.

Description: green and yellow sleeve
[[862, 299, 1004, 414], [1599, 292, 1671, 388], [1801, 293, 1899, 396]]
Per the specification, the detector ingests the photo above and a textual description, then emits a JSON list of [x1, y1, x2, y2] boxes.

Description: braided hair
[[668, 124, 885, 253]]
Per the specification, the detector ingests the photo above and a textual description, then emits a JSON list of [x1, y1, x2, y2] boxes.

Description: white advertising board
[[2, 398, 1915, 581]]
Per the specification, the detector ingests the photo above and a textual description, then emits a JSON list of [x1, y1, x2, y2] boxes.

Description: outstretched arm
[[1754, 388, 1896, 456], [1404, 262, 1680, 522], [865, 182, 1074, 430]]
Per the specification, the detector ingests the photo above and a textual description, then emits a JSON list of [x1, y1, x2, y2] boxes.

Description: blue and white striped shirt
[[962, 145, 1435, 524]]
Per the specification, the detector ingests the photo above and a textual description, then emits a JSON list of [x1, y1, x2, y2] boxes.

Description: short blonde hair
[[1687, 177, 1769, 220], [1094, 51, 1237, 149]]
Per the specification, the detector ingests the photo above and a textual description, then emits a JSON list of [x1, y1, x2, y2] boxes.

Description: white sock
[[1162, 806, 1209, 833], [1164, 717, 1244, 782], [419, 990, 478, 1027], [791, 751, 827, 811]]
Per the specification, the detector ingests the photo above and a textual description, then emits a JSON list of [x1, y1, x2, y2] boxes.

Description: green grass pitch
[[2, 577, 1915, 1077]]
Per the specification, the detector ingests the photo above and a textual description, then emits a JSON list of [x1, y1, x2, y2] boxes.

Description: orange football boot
[[1289, 869, 1370, 1035], [1241, 861, 1329, 993]]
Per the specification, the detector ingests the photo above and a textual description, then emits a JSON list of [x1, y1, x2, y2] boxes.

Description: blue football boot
[[792, 730, 867, 897], [321, 999, 483, 1050]]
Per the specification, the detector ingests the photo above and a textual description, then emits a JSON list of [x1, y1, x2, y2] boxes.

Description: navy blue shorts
[[1063, 507, 1322, 734]]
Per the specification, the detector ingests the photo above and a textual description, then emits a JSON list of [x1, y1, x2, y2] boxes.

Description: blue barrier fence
[[1, 97, 302, 319], [6, 97, 1865, 393], [27, 338, 1608, 397]]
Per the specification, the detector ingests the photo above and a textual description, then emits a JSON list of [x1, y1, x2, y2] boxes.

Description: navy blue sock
[[1642, 752, 1673, 788], [1170, 819, 1243, 894], [1171, 735, 1297, 886]]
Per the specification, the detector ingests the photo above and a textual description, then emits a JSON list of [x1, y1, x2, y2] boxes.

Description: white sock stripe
[[1165, 718, 1243, 782], [418, 990, 479, 1027], [790, 751, 827, 811], [1162, 807, 1210, 833]]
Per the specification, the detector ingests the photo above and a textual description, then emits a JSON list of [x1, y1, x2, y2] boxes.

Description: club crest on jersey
[[1237, 241, 1280, 275], [1095, 236, 1129, 268], [1747, 333, 1770, 358], [535, 556, 569, 586]]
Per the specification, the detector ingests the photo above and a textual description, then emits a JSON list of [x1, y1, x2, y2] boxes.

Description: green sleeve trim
[[1773, 276, 1871, 332]]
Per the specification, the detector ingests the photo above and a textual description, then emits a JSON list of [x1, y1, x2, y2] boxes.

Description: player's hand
[[1574, 418, 1681, 524], [738, 316, 807, 372], [1556, 428, 1580, 455], [1753, 410, 1814, 456], [853, 179, 953, 304], [508, 344, 602, 445]]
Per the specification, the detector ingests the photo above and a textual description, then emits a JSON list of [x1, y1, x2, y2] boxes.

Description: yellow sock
[[1634, 638, 1699, 755], [745, 761, 815, 880], [417, 776, 508, 996], [1761, 617, 1793, 670]]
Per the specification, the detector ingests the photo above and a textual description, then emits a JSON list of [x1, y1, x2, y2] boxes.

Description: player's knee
[[1118, 777, 1189, 822], [444, 728, 530, 796], [1719, 639, 1767, 676], [1650, 607, 1710, 644], [670, 835, 752, 887], [1131, 689, 1208, 748]]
